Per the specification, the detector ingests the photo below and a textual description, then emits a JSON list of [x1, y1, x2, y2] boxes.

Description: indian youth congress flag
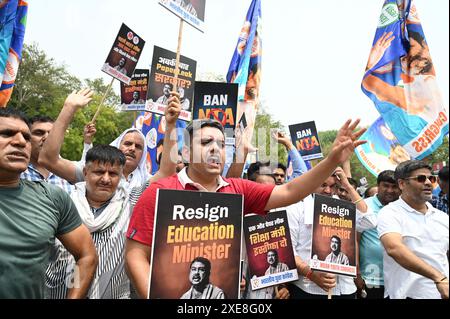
[[149, 190, 243, 299], [361, 0, 449, 160], [355, 117, 411, 177], [226, 0, 261, 104], [0, 0, 27, 107]]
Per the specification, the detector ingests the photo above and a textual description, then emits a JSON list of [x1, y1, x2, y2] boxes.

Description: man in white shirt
[[378, 160, 449, 299], [287, 170, 376, 299]]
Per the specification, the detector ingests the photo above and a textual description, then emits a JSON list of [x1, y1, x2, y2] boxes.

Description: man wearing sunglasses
[[377, 160, 449, 299]]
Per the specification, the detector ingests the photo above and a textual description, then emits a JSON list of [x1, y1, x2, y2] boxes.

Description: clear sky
[[25, 0, 449, 131]]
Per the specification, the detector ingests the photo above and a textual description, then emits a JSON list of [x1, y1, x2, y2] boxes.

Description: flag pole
[[91, 78, 115, 123], [173, 19, 184, 92]]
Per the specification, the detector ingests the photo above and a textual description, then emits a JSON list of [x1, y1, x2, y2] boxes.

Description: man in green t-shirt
[[0, 104, 98, 299]]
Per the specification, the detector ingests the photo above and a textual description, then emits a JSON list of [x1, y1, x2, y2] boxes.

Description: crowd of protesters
[[0, 89, 448, 299]]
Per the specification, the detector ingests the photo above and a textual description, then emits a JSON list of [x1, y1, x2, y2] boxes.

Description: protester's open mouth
[[125, 153, 136, 159], [206, 157, 221, 168]]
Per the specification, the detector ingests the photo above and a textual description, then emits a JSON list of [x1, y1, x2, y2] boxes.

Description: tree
[[9, 43, 81, 117], [317, 130, 377, 187], [9, 43, 135, 160], [253, 106, 287, 166]]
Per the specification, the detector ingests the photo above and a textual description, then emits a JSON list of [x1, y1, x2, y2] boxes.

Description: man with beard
[[357, 170, 401, 299], [125, 118, 367, 298], [156, 83, 173, 106], [324, 236, 349, 265], [378, 160, 449, 299], [113, 57, 128, 76], [180, 257, 224, 299]]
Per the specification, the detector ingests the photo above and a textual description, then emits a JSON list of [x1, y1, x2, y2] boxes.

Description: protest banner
[[159, 0, 206, 33], [310, 194, 356, 278], [149, 190, 243, 299], [120, 69, 149, 112], [146, 45, 196, 122], [288, 121, 323, 161], [243, 210, 298, 291], [193, 81, 238, 145]]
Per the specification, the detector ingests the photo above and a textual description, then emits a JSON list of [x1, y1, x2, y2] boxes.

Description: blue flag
[[226, 0, 261, 103], [355, 117, 411, 177], [135, 112, 186, 175], [0, 0, 27, 107], [361, 0, 448, 160]]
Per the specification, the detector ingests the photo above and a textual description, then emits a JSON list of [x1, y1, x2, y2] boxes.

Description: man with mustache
[[20, 115, 74, 193], [0, 107, 97, 299], [43, 90, 181, 299], [40, 90, 181, 192], [180, 257, 224, 299], [125, 117, 366, 298], [378, 160, 449, 299], [324, 235, 349, 265]]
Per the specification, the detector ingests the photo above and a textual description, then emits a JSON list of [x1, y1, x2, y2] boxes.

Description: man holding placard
[[125, 118, 366, 298]]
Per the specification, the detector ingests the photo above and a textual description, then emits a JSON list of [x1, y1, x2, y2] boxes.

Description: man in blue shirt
[[431, 166, 448, 214], [357, 170, 401, 298]]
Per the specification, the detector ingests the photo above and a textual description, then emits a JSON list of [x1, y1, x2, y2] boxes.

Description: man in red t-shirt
[[125, 118, 365, 298]]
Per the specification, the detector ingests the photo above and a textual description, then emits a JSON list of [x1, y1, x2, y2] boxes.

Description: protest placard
[[243, 211, 298, 291], [310, 194, 357, 277], [149, 189, 243, 299]]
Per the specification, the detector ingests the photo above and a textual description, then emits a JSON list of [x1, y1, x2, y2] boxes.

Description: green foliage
[[9, 43, 81, 117], [317, 130, 377, 187], [253, 110, 287, 165], [422, 136, 449, 168], [8, 43, 135, 161]]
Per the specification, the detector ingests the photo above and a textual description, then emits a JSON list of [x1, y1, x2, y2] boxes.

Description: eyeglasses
[[404, 175, 433, 183]]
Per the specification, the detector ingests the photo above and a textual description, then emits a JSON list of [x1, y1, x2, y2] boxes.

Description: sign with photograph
[[101, 23, 145, 84], [243, 210, 298, 291], [310, 194, 357, 277], [146, 45, 196, 122], [149, 189, 243, 299], [120, 69, 149, 111]]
